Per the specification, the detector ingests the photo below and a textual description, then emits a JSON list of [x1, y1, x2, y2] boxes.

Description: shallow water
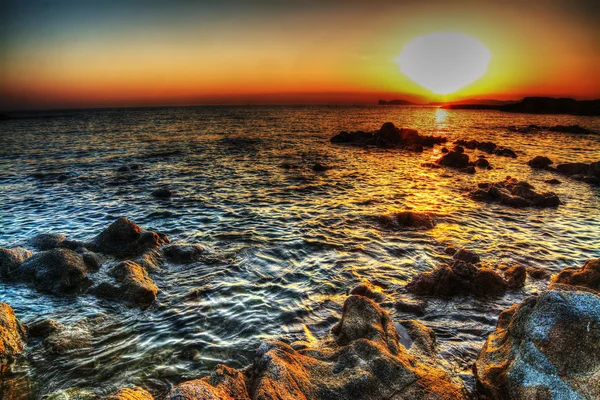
[[1, 106, 599, 397]]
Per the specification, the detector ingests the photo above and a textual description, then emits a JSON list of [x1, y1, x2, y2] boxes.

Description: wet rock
[[406, 143, 423, 152], [474, 158, 490, 169], [88, 217, 169, 257], [453, 145, 464, 154], [331, 122, 446, 149], [436, 149, 470, 169], [453, 248, 480, 264], [330, 130, 374, 144], [42, 320, 93, 354], [27, 319, 64, 339], [163, 244, 204, 264], [444, 245, 457, 256], [93, 261, 158, 307], [103, 386, 154, 400], [376, 211, 436, 230], [548, 124, 596, 134], [441, 147, 449, 153], [556, 162, 590, 176], [11, 249, 90, 294], [503, 265, 527, 289], [80, 250, 103, 271], [527, 155, 553, 169], [550, 258, 600, 293], [166, 365, 249, 400], [454, 139, 497, 154], [134, 249, 164, 272], [0, 247, 32, 278], [470, 177, 560, 208], [151, 188, 173, 199], [474, 289, 600, 399], [29, 233, 67, 250], [544, 178, 561, 185], [311, 163, 329, 172], [394, 298, 426, 316], [461, 165, 476, 174], [349, 280, 386, 302], [397, 319, 437, 361], [494, 147, 517, 158], [0, 302, 27, 373], [526, 265, 550, 280], [472, 268, 508, 297]]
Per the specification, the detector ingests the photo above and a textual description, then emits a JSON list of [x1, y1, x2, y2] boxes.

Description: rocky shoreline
[[1, 215, 599, 399]]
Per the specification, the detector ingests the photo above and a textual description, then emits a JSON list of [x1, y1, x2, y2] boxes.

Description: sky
[[1, 0, 599, 110]]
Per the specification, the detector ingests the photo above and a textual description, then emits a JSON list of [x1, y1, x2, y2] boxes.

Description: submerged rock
[[376, 211, 436, 230], [103, 386, 154, 400], [474, 289, 600, 399], [169, 295, 465, 400], [469, 177, 560, 208], [454, 139, 497, 154], [163, 244, 204, 264], [0, 302, 27, 373], [550, 258, 600, 293], [436, 149, 470, 169], [493, 147, 517, 158], [93, 261, 158, 307], [88, 217, 169, 257], [311, 162, 330, 172], [527, 155, 553, 169], [330, 122, 446, 149], [0, 247, 32, 278], [151, 188, 173, 199], [11, 249, 90, 294]]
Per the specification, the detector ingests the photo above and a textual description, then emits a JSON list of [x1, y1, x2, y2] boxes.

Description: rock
[[441, 147, 449, 153], [494, 147, 517, 158], [503, 265, 527, 288], [406, 143, 423, 152], [29, 233, 67, 250], [163, 244, 204, 264], [80, 250, 103, 271], [453, 248, 480, 264], [548, 124, 596, 134], [453, 145, 464, 154], [474, 158, 490, 168], [556, 162, 590, 176], [27, 319, 63, 339], [474, 289, 600, 399], [472, 268, 508, 297], [0, 302, 27, 373], [103, 386, 154, 400], [527, 266, 550, 280], [93, 261, 158, 307], [444, 245, 457, 256], [469, 177, 560, 208], [527, 155, 553, 169], [550, 258, 600, 293], [11, 249, 90, 294], [42, 321, 93, 354], [117, 165, 131, 173], [88, 217, 169, 257], [151, 188, 173, 199], [461, 166, 476, 174], [0, 247, 32, 278], [166, 365, 249, 400], [436, 150, 470, 168], [500, 96, 600, 116], [349, 281, 385, 302], [376, 211, 436, 230], [544, 178, 561, 185], [454, 139, 497, 154], [330, 122, 446, 148], [394, 299, 426, 316], [311, 163, 329, 172]]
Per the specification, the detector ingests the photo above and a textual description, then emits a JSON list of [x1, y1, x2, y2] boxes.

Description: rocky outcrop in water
[[151, 188, 173, 199], [163, 244, 204, 264], [330, 122, 446, 149], [555, 161, 600, 184], [0, 247, 32, 278], [88, 217, 169, 257], [29, 233, 82, 251], [376, 211, 436, 230], [527, 155, 553, 169], [92, 261, 158, 308], [550, 258, 600, 293], [436, 147, 470, 169], [445, 97, 600, 116], [0, 303, 27, 373], [508, 124, 597, 134], [103, 386, 154, 400], [167, 295, 465, 400], [474, 288, 600, 399], [11, 249, 91, 294], [469, 177, 560, 208], [454, 139, 497, 154]]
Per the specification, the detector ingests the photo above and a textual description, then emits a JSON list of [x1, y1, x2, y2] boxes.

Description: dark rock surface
[[0, 247, 32, 278], [555, 161, 600, 184], [445, 97, 600, 116], [474, 289, 600, 399], [151, 188, 173, 199], [0, 302, 27, 373], [470, 177, 560, 208], [163, 244, 204, 264], [376, 211, 436, 230], [87, 218, 169, 257], [550, 258, 600, 293], [93, 261, 158, 308], [436, 149, 470, 169], [527, 155, 553, 169], [330, 122, 446, 149], [349, 280, 386, 302]]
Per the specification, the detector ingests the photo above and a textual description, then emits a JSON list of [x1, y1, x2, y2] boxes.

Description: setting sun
[[395, 32, 491, 95]]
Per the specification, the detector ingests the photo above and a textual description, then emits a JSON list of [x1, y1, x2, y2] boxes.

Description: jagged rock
[[503, 265, 527, 289], [527, 266, 550, 280], [349, 281, 386, 302], [376, 211, 435, 230], [453, 248, 480, 264], [103, 386, 154, 400], [527, 156, 553, 169], [93, 261, 158, 307], [550, 258, 600, 293], [330, 122, 446, 149], [0, 303, 27, 373], [0, 247, 32, 278], [474, 289, 600, 399], [87, 217, 169, 257], [11, 249, 90, 294], [163, 244, 204, 264], [170, 295, 465, 400], [166, 365, 249, 400], [470, 177, 560, 208], [33, 315, 112, 355], [134, 249, 163, 272]]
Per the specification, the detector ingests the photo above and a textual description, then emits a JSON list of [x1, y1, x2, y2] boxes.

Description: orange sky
[[1, 0, 599, 110]]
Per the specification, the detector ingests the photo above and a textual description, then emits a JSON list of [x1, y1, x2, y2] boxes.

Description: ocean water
[[1, 105, 599, 397]]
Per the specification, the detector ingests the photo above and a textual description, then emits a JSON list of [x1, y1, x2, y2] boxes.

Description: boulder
[[166, 365, 249, 400], [526, 266, 550, 280], [103, 386, 154, 400], [469, 177, 560, 208], [527, 156, 553, 169], [0, 247, 32, 278], [556, 162, 590, 176], [311, 163, 329, 172], [472, 268, 508, 297], [503, 265, 527, 289], [454, 139, 497, 154], [163, 244, 204, 264], [11, 249, 89, 294], [330, 122, 446, 149], [151, 188, 173, 199], [93, 261, 158, 307], [87, 218, 169, 257], [548, 124, 596, 134], [453, 248, 480, 264], [27, 319, 63, 339], [349, 280, 386, 302], [436, 150, 470, 169], [550, 258, 600, 293], [494, 147, 517, 158], [0, 303, 27, 373], [474, 289, 600, 399], [394, 299, 426, 316], [376, 211, 436, 230], [474, 158, 490, 169]]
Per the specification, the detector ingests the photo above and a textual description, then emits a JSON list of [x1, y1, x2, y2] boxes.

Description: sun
[[395, 32, 491, 95]]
